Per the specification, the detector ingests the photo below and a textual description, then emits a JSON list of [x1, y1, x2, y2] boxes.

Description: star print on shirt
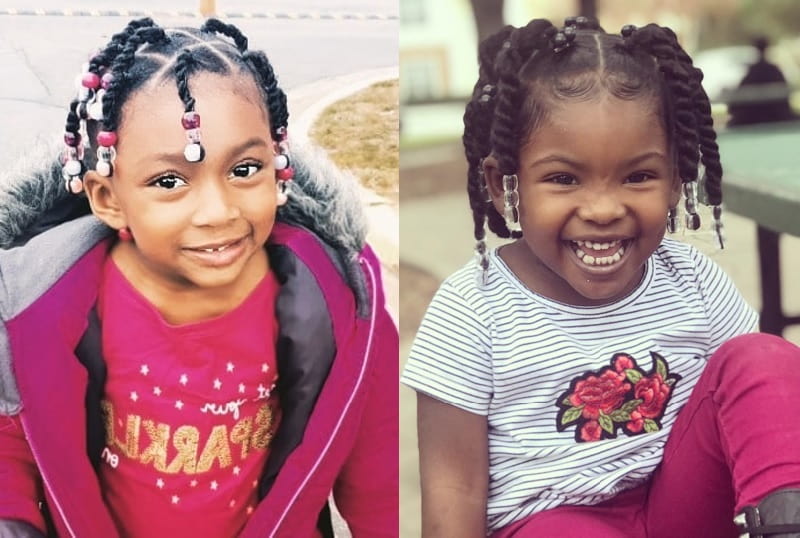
[[130, 391, 138, 402], [233, 466, 241, 475], [226, 362, 235, 373], [175, 400, 184, 410], [179, 373, 188, 386], [210, 481, 219, 491], [213, 378, 222, 390], [153, 386, 162, 396], [139, 364, 149, 376], [239, 383, 246, 394], [171, 495, 180, 505], [190, 480, 198, 487], [261, 363, 269, 373], [156, 478, 164, 489]]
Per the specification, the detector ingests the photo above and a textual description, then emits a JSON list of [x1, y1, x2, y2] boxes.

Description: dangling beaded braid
[[60, 17, 290, 193], [463, 16, 727, 284]]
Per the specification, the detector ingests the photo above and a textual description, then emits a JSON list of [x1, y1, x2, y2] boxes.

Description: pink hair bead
[[276, 166, 294, 180], [81, 72, 101, 89], [64, 132, 81, 147], [69, 177, 84, 194], [96, 130, 117, 147], [181, 111, 201, 129], [100, 73, 114, 90]]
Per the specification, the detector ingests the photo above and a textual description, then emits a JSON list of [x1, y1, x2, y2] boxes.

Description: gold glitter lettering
[[100, 400, 115, 446], [229, 417, 253, 459], [139, 420, 170, 472], [166, 425, 200, 474], [251, 404, 274, 450], [121, 413, 141, 459], [196, 425, 232, 473]]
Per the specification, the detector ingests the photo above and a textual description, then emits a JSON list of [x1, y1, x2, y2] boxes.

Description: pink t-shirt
[[97, 257, 281, 538]]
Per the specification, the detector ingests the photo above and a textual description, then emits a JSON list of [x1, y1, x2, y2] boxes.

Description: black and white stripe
[[402, 238, 758, 531]]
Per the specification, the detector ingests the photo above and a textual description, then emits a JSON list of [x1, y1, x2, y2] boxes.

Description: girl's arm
[[0, 415, 47, 537], [418, 393, 488, 538]]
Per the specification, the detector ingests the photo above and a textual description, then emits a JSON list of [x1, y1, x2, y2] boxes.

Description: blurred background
[[399, 1, 800, 536]]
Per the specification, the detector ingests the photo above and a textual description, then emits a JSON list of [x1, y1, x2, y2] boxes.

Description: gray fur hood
[[0, 137, 367, 258]]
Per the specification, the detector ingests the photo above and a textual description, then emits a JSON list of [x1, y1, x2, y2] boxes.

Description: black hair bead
[[564, 16, 577, 27], [621, 24, 637, 38], [563, 26, 577, 38], [575, 16, 589, 27]]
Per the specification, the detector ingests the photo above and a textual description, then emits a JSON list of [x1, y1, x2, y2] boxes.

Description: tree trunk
[[577, 0, 598, 19], [469, 0, 506, 44]]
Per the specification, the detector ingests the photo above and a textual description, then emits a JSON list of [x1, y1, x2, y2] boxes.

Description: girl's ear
[[82, 170, 128, 230], [482, 155, 506, 216]]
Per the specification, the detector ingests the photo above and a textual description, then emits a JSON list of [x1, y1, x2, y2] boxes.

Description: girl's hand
[[417, 393, 489, 538]]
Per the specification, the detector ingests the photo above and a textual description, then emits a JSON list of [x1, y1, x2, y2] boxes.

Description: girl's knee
[[708, 333, 800, 380]]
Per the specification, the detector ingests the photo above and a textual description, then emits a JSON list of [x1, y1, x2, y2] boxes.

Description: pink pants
[[492, 333, 800, 538]]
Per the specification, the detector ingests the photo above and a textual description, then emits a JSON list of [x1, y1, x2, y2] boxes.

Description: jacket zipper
[[269, 256, 379, 537], [19, 413, 78, 538]]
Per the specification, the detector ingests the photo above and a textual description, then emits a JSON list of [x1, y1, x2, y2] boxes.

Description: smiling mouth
[[570, 239, 628, 267]]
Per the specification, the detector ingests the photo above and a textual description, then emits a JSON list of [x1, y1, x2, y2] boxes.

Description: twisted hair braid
[[462, 16, 724, 250], [101, 26, 169, 133], [61, 17, 291, 184]]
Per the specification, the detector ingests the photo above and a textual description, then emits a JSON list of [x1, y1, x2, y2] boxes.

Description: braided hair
[[464, 17, 722, 245], [63, 17, 288, 174]]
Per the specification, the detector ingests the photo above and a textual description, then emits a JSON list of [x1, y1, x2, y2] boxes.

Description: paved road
[[0, 1, 397, 162]]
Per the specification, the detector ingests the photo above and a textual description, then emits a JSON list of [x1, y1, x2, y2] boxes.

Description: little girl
[[402, 17, 800, 538], [0, 17, 397, 538]]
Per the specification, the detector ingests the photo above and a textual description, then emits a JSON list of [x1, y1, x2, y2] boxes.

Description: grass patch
[[309, 79, 399, 201]]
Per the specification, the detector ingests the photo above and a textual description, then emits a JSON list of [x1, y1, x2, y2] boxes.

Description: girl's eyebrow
[[529, 151, 667, 170]]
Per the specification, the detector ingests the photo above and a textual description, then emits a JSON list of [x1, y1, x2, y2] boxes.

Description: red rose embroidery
[[613, 354, 635, 373], [634, 374, 672, 419], [556, 352, 682, 443], [568, 370, 631, 419], [580, 420, 602, 442]]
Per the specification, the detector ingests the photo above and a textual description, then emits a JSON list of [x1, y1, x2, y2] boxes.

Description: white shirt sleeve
[[401, 279, 493, 415], [690, 247, 760, 351]]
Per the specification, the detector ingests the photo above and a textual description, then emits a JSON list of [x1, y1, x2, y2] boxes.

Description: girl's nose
[[190, 180, 241, 227], [576, 190, 626, 225]]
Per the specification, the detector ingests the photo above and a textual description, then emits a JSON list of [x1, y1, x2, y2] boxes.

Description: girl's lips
[[183, 237, 247, 267]]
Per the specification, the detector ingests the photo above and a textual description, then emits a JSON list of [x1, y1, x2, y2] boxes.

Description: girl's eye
[[150, 175, 187, 190], [547, 174, 577, 185], [231, 162, 262, 178], [626, 172, 653, 184]]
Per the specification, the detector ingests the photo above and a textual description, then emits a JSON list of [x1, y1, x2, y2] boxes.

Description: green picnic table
[[717, 120, 800, 335]]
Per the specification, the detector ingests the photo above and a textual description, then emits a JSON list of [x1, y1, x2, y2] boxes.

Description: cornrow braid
[[174, 48, 198, 112], [101, 26, 169, 133], [242, 50, 289, 137], [200, 18, 249, 53]]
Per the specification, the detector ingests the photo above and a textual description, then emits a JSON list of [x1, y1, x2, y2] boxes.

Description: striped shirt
[[402, 238, 758, 532]]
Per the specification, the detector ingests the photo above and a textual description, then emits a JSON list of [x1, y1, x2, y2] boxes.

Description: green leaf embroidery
[[665, 378, 676, 386], [625, 369, 643, 383], [561, 406, 583, 426], [619, 399, 643, 414], [652, 352, 668, 378], [609, 410, 631, 422], [644, 419, 659, 433], [562, 396, 574, 406], [598, 412, 614, 434]]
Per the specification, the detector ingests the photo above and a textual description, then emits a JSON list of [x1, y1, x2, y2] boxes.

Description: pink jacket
[[0, 219, 398, 537]]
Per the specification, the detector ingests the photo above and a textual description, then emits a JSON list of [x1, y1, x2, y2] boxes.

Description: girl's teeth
[[202, 244, 229, 253], [572, 244, 626, 266]]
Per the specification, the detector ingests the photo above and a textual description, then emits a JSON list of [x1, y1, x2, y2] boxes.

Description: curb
[[0, 8, 398, 20], [290, 67, 399, 276]]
